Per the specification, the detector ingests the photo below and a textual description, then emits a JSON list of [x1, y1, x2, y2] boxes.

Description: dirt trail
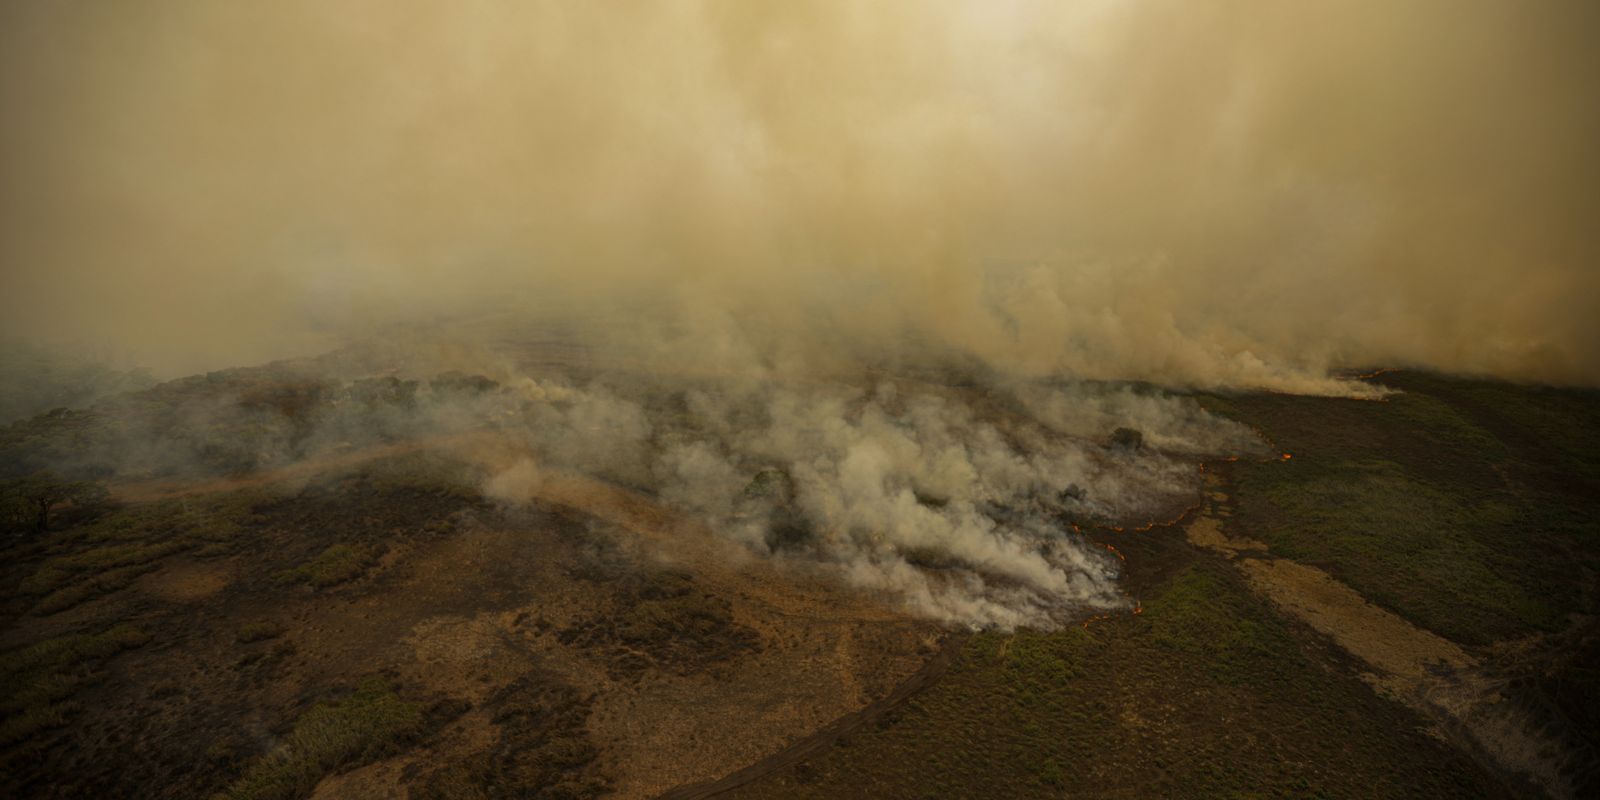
[[1187, 474, 1577, 799]]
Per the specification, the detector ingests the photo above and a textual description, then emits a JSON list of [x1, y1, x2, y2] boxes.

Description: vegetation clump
[[560, 569, 759, 676], [428, 372, 500, 396], [1205, 372, 1600, 645], [0, 472, 109, 535], [0, 624, 150, 746], [730, 564, 1497, 798], [216, 677, 425, 800], [236, 622, 286, 644], [1110, 426, 1144, 451], [414, 678, 606, 800], [276, 543, 379, 589]]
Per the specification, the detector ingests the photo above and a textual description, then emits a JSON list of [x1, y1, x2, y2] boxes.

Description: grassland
[[2, 368, 1594, 798], [412, 677, 607, 800], [727, 561, 1498, 799], [275, 543, 380, 588], [721, 370, 1599, 798], [1202, 372, 1600, 647], [0, 623, 151, 748], [0, 453, 500, 797], [216, 677, 428, 800]]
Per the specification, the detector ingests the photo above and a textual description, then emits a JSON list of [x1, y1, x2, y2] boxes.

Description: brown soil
[[4, 437, 945, 799]]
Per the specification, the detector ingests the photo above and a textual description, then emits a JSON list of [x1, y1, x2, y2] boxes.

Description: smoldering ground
[[479, 367, 1268, 629], [1, 347, 1267, 629]]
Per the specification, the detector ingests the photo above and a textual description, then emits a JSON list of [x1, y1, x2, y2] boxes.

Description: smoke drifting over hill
[[3, 2, 1597, 626], [2, 1, 1596, 386], [475, 373, 1265, 628]]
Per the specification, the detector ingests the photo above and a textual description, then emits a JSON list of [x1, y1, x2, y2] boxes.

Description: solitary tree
[[0, 472, 109, 534]]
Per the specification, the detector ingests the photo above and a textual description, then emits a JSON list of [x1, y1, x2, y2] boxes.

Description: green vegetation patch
[[1207, 373, 1600, 645], [276, 543, 380, 589], [0, 624, 150, 746], [1410, 372, 1600, 483], [30, 562, 162, 616], [236, 621, 286, 644], [1144, 567, 1300, 682], [8, 495, 258, 616], [216, 677, 426, 800], [1231, 457, 1566, 643], [355, 453, 485, 504], [727, 564, 1496, 799]]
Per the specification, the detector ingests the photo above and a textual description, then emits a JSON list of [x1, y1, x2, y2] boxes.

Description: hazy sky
[[2, 1, 1597, 387]]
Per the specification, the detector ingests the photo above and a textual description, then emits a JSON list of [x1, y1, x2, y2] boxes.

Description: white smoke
[[478, 368, 1264, 629]]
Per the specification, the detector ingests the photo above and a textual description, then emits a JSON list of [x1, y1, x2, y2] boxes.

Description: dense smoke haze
[[2, 0, 1597, 386], [474, 372, 1266, 628], [3, 2, 1598, 627]]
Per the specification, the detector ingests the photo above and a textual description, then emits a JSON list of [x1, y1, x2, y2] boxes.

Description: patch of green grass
[[31, 562, 162, 615], [725, 564, 1496, 799], [18, 540, 180, 596], [236, 621, 286, 644], [1407, 373, 1600, 483], [357, 453, 485, 502], [13, 494, 260, 607], [1214, 374, 1599, 645], [1231, 458, 1571, 644], [275, 543, 378, 589], [1145, 567, 1300, 682], [1384, 391, 1509, 462], [66, 494, 256, 546], [0, 624, 150, 745], [216, 677, 425, 800], [55, 540, 188, 573]]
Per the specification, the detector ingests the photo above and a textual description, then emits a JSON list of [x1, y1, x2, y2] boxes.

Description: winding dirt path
[[1187, 473, 1579, 799]]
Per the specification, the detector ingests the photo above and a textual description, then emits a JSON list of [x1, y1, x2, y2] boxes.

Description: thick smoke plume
[[479, 371, 1265, 628], [2, 3, 1596, 626], [1, 1, 1596, 386]]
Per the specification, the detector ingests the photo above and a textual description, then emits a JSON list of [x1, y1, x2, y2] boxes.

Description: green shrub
[[276, 544, 378, 589], [216, 677, 424, 800]]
